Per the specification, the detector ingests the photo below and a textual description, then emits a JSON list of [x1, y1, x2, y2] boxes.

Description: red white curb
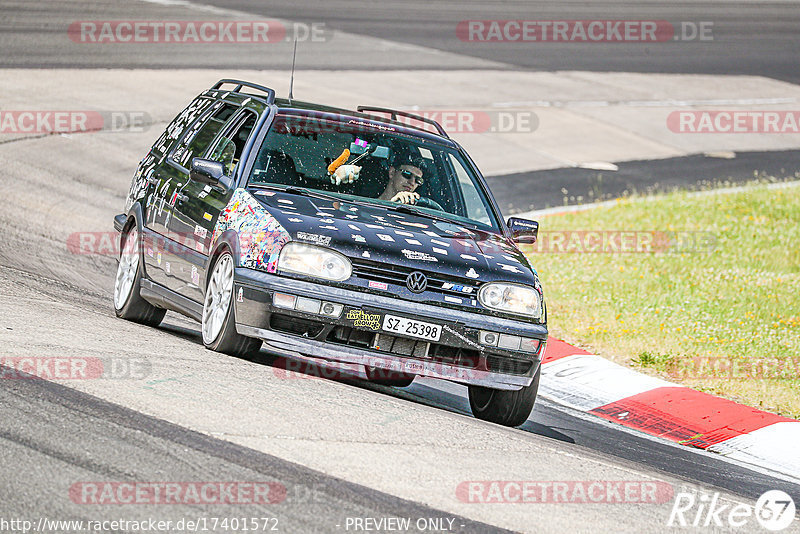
[[540, 338, 800, 479]]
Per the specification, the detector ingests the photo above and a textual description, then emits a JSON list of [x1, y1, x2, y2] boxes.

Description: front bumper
[[234, 268, 547, 390]]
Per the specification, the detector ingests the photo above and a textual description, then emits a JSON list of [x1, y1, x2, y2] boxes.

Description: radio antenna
[[288, 37, 298, 104]]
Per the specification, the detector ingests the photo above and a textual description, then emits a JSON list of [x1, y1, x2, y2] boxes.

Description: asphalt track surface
[[3, 0, 800, 84], [2, 1, 800, 533], [489, 148, 800, 213]]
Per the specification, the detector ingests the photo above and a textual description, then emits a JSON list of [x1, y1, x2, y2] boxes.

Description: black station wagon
[[113, 79, 548, 426]]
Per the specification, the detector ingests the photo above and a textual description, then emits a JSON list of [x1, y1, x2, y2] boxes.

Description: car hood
[[249, 188, 536, 285]]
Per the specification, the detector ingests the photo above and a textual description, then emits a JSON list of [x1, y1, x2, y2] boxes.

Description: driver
[[378, 153, 426, 205]]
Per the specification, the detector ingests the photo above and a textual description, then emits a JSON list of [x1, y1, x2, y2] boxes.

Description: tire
[[365, 366, 415, 387], [468, 364, 541, 427], [202, 250, 262, 358], [114, 224, 166, 327]]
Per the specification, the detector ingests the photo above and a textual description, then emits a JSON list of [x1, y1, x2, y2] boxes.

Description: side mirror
[[190, 158, 232, 190], [507, 217, 538, 244]]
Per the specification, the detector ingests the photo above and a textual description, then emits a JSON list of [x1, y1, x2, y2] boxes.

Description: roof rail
[[356, 106, 449, 138], [211, 79, 276, 104]]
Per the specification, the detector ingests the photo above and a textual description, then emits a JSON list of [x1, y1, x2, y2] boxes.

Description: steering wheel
[[414, 196, 445, 211]]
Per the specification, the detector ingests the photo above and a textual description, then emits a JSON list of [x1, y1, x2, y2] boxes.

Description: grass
[[523, 181, 800, 418]]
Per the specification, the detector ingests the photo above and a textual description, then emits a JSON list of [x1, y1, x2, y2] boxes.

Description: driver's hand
[[330, 164, 361, 185], [390, 191, 420, 205]]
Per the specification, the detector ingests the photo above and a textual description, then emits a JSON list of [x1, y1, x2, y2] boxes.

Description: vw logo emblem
[[406, 271, 427, 293]]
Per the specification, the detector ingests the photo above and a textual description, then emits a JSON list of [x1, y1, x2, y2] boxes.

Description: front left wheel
[[202, 251, 262, 358]]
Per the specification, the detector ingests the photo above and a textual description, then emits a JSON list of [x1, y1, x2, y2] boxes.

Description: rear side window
[[171, 102, 238, 169], [150, 96, 214, 158]]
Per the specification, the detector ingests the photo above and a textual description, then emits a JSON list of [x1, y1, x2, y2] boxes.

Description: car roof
[[206, 79, 456, 147]]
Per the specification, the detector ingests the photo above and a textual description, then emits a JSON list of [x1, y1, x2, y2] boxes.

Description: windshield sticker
[[402, 249, 438, 262], [466, 268, 479, 279], [213, 188, 290, 273], [297, 232, 332, 246], [347, 119, 395, 131]]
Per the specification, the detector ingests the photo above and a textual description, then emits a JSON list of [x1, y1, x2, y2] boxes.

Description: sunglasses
[[400, 169, 424, 185]]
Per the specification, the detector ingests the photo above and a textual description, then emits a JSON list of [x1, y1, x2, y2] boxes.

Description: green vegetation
[[524, 182, 800, 418]]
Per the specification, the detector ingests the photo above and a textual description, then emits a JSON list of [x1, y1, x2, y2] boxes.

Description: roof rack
[[356, 106, 449, 138], [211, 79, 276, 104]]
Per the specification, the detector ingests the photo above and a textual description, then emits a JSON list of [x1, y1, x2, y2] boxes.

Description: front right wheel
[[468, 364, 540, 427]]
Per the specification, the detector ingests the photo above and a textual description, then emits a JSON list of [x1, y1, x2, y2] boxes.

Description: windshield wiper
[[387, 203, 473, 227], [248, 183, 342, 204], [248, 183, 379, 209]]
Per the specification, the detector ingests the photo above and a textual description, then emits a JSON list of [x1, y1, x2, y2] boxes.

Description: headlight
[[478, 282, 542, 319], [277, 242, 352, 281]]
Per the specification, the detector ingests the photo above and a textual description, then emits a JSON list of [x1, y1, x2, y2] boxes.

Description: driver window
[[207, 111, 257, 176]]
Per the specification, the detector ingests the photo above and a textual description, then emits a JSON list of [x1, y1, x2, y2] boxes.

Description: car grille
[[351, 258, 480, 297], [327, 326, 480, 369]]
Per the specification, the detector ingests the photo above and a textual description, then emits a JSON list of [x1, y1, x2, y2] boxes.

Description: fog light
[[498, 334, 521, 350], [320, 302, 343, 318], [273, 292, 296, 310], [296, 296, 321, 314], [480, 330, 498, 346]]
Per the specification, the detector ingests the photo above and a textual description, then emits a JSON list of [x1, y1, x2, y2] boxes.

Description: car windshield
[[246, 113, 501, 231]]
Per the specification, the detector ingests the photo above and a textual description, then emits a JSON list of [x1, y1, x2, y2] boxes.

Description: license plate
[[382, 314, 442, 342]]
